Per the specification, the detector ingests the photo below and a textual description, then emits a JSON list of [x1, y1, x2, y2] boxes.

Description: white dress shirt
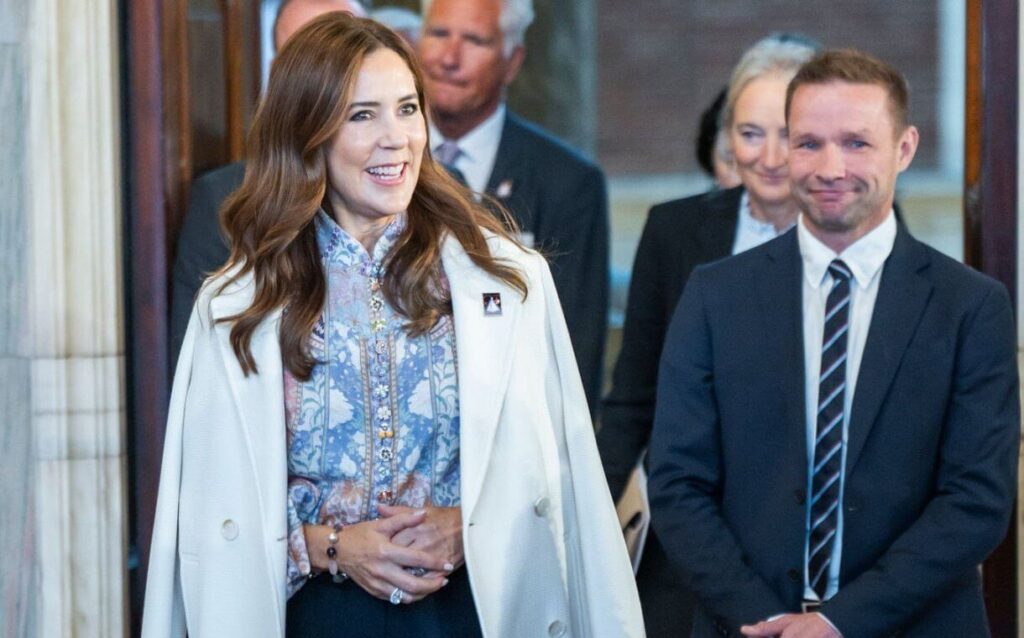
[[731, 192, 795, 255], [429, 103, 506, 195], [798, 211, 897, 602]]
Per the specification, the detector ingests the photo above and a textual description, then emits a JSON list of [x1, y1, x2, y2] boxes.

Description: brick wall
[[596, 1, 940, 175]]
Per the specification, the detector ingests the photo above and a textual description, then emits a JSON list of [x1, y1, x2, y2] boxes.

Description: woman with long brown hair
[[141, 12, 642, 638]]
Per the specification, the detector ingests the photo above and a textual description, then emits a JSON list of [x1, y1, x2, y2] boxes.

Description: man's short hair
[[785, 49, 911, 135], [421, 0, 535, 58]]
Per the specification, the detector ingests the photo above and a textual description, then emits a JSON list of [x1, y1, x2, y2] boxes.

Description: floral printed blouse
[[285, 211, 461, 596]]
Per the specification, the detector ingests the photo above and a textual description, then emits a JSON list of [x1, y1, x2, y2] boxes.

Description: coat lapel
[[757, 231, 808, 467], [485, 113, 521, 198], [441, 235, 524, 521], [845, 228, 932, 472], [694, 186, 743, 260]]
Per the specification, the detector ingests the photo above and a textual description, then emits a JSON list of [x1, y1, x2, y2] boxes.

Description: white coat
[[141, 233, 645, 638]]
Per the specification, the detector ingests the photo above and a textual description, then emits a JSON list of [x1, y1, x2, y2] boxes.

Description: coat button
[[221, 519, 239, 540], [533, 497, 550, 517], [547, 620, 566, 637], [794, 489, 806, 505], [787, 568, 800, 582]]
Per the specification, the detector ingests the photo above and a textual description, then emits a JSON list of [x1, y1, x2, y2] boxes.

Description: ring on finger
[[409, 567, 427, 577], [389, 587, 404, 605]]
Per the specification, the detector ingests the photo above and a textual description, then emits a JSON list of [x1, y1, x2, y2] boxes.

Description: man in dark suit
[[649, 50, 1019, 638], [418, 0, 608, 412], [169, 0, 366, 364]]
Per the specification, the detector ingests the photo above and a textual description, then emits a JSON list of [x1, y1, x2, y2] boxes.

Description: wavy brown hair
[[217, 12, 526, 378]]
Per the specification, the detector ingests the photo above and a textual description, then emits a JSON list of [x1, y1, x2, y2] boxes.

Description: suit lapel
[[485, 113, 521, 197], [757, 231, 808, 465], [441, 235, 524, 521], [846, 228, 932, 472], [694, 186, 743, 260]]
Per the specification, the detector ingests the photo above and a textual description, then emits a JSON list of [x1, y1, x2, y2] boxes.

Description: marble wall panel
[[0, 0, 37, 633], [22, 0, 127, 634]]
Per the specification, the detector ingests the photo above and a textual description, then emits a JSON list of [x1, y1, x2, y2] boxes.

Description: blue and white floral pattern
[[285, 211, 461, 596]]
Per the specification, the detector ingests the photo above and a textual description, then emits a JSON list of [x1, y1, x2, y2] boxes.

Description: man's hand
[[378, 504, 464, 570], [741, 613, 841, 638]]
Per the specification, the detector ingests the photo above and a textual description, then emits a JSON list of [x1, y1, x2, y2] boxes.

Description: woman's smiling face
[[324, 47, 427, 235], [729, 74, 792, 211]]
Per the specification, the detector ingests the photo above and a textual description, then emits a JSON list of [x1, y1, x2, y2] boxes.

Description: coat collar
[[695, 186, 743, 258]]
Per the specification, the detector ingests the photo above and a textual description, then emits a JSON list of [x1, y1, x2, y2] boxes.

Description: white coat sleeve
[[140, 303, 202, 638], [537, 256, 646, 637]]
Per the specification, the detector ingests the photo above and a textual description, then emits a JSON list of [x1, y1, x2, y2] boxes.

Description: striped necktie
[[807, 259, 852, 599]]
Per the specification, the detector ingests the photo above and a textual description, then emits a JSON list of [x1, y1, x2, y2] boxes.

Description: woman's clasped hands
[[304, 506, 464, 604]]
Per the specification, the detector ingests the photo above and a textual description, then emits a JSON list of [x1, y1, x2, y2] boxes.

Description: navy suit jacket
[[169, 113, 608, 411], [648, 225, 1019, 637], [486, 112, 609, 412], [599, 186, 742, 501], [169, 161, 243, 368]]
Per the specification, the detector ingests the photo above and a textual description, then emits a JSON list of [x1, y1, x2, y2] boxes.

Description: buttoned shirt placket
[[365, 259, 396, 514]]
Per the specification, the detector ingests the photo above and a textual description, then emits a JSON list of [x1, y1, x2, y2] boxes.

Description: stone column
[[27, 0, 127, 634], [0, 0, 36, 633]]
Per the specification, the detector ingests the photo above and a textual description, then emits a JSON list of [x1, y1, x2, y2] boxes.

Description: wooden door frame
[[123, 1, 259, 633], [965, 1, 1018, 636]]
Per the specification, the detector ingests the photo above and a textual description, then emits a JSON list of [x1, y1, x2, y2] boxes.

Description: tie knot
[[828, 259, 852, 283], [434, 141, 461, 167]]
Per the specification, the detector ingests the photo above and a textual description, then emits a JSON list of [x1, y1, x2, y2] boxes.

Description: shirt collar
[[315, 209, 406, 266], [738, 191, 795, 235], [429, 103, 506, 165], [797, 210, 897, 290]]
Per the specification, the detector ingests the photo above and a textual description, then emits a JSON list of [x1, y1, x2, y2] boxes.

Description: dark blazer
[[488, 112, 609, 412], [598, 186, 742, 500], [648, 225, 1019, 638], [596, 186, 741, 638], [169, 113, 609, 411], [169, 161, 244, 367]]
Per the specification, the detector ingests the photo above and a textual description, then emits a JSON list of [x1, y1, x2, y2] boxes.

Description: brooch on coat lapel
[[482, 292, 502, 316]]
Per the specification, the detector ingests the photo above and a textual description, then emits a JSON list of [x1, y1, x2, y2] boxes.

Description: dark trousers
[[638, 531, 697, 638], [286, 568, 483, 638]]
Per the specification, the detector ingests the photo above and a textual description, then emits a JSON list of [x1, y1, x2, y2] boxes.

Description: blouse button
[[221, 519, 239, 541], [547, 620, 567, 637]]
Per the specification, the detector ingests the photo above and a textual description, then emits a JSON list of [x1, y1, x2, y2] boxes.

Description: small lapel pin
[[482, 292, 502, 316], [495, 179, 513, 199]]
